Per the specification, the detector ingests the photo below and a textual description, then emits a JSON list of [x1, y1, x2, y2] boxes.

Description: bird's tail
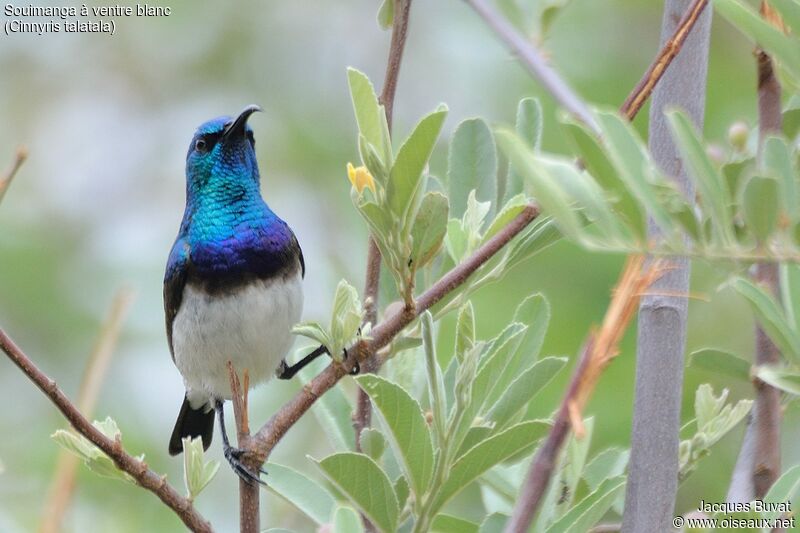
[[168, 396, 214, 456]]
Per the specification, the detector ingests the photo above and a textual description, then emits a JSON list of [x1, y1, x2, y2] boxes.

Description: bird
[[163, 105, 330, 484]]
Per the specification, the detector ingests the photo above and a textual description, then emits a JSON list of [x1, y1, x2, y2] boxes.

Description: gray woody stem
[[621, 1, 712, 531]]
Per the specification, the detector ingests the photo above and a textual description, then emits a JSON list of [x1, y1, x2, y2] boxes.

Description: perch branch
[[0, 329, 213, 533], [463, 0, 599, 134], [39, 288, 134, 533], [504, 256, 663, 533], [227, 363, 258, 533], [620, 0, 709, 121], [249, 204, 539, 463], [728, 0, 784, 505]]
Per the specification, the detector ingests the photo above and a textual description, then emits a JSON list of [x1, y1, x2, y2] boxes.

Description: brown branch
[[0, 329, 213, 533], [355, 0, 414, 459], [0, 146, 28, 205], [620, 0, 709, 121], [729, 2, 784, 506], [39, 288, 134, 533], [504, 256, 663, 533], [227, 363, 258, 533], [463, 0, 600, 134], [249, 204, 539, 463]]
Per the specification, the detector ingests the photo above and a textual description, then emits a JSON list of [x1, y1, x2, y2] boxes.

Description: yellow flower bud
[[347, 162, 376, 194]]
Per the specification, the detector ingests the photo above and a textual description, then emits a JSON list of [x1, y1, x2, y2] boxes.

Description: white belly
[[172, 274, 303, 407]]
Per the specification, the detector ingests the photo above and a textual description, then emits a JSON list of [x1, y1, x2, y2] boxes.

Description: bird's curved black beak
[[222, 104, 262, 141]]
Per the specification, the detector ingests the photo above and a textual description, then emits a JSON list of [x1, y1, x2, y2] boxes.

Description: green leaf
[[762, 136, 798, 223], [733, 277, 800, 363], [394, 475, 410, 511], [667, 110, 735, 246], [361, 428, 387, 462], [479, 513, 509, 533], [51, 417, 137, 484], [182, 437, 220, 501], [347, 68, 387, 160], [455, 301, 476, 363], [763, 465, 800, 520], [506, 98, 543, 201], [334, 506, 365, 533], [512, 294, 550, 362], [265, 462, 336, 525], [741, 175, 779, 242], [545, 476, 626, 533], [755, 365, 800, 395], [355, 375, 435, 497], [298, 354, 356, 451], [431, 514, 480, 533], [496, 129, 583, 240], [292, 323, 332, 354], [771, 0, 800, 34], [486, 356, 567, 428], [422, 311, 447, 448], [448, 118, 498, 218], [377, 0, 394, 30], [433, 421, 548, 513], [582, 448, 629, 493], [595, 111, 677, 239], [330, 279, 364, 358], [411, 191, 449, 269], [483, 194, 529, 243], [555, 417, 594, 515], [388, 106, 448, 222], [781, 263, 800, 329], [713, 0, 800, 84], [315, 453, 399, 533], [689, 349, 752, 382]]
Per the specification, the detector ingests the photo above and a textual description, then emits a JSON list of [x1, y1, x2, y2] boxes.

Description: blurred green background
[[1, 0, 798, 531]]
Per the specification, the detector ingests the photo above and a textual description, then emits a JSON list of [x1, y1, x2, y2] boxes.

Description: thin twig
[[620, 0, 709, 121], [728, 1, 784, 508], [0, 146, 28, 205], [248, 204, 539, 463], [0, 329, 213, 533], [463, 0, 600, 134], [39, 288, 135, 533], [355, 0, 414, 461], [504, 256, 662, 533], [227, 363, 258, 533]]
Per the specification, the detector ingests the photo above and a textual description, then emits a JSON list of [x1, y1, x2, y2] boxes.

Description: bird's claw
[[343, 348, 360, 375], [224, 446, 267, 486]]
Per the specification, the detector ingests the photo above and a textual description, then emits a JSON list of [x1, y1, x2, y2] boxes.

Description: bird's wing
[[164, 239, 191, 361]]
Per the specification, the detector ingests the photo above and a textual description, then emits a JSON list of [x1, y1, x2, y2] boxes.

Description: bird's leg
[[275, 344, 328, 379], [276, 344, 360, 379], [215, 400, 266, 486]]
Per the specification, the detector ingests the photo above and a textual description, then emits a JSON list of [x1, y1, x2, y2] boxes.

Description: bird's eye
[[195, 139, 208, 153], [246, 130, 255, 147]]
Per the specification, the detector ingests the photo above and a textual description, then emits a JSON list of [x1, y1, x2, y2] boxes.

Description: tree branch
[[462, 0, 600, 134], [620, 0, 709, 121], [39, 288, 134, 533], [504, 256, 662, 532], [249, 204, 539, 463], [226, 364, 259, 533], [0, 329, 213, 533], [356, 0, 414, 464], [0, 146, 28, 205], [728, 1, 783, 505], [622, 1, 712, 531]]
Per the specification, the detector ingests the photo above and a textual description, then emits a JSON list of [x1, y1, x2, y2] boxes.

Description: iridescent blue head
[[185, 104, 262, 196]]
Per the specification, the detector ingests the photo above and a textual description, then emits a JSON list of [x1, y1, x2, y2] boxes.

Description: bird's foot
[[343, 348, 360, 375], [223, 444, 267, 486]]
